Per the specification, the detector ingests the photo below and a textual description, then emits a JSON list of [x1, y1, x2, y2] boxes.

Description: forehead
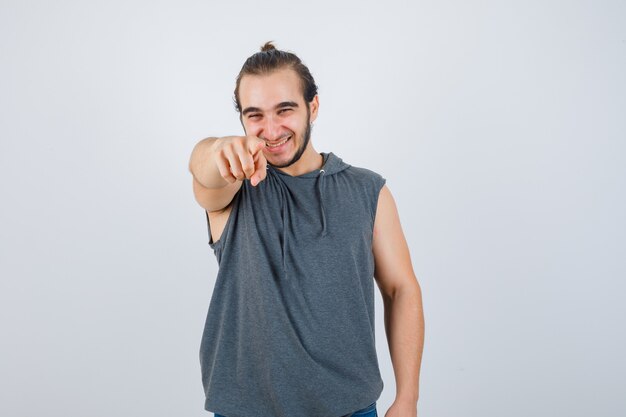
[[239, 68, 304, 108]]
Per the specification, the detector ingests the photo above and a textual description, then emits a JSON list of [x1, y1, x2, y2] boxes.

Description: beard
[[267, 108, 312, 169]]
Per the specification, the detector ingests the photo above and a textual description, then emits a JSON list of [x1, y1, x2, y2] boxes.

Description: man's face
[[239, 68, 318, 168]]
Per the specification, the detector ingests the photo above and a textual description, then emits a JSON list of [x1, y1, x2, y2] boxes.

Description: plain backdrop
[[1, 1, 624, 416]]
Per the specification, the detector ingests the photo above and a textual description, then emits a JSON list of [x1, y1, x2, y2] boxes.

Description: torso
[[207, 203, 233, 244]]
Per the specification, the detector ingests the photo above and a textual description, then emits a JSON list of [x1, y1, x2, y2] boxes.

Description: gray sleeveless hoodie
[[200, 152, 386, 417]]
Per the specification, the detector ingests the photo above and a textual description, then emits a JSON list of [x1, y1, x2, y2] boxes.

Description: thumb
[[250, 146, 267, 186]]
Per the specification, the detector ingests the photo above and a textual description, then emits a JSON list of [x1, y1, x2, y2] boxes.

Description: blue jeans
[[214, 401, 377, 417]]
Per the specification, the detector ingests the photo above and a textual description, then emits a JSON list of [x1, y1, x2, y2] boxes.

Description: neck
[[273, 144, 323, 177]]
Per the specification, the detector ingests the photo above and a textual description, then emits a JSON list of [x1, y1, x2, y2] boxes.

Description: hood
[[268, 151, 350, 177]]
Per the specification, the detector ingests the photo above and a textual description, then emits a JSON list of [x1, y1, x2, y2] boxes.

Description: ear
[[309, 95, 319, 123]]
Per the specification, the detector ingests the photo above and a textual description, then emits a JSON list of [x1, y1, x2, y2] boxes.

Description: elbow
[[391, 277, 422, 301]]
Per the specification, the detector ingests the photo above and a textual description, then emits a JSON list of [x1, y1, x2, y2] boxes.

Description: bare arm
[[372, 185, 425, 415]]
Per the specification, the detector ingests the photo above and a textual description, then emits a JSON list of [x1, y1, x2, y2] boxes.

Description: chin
[[268, 155, 290, 166]]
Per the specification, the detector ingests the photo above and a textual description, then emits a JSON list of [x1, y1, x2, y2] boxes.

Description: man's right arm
[[188, 136, 266, 212]]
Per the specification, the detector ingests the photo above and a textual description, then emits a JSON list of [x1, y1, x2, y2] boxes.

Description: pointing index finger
[[248, 136, 266, 155]]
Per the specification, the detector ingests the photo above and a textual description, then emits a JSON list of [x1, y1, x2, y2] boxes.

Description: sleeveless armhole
[[371, 173, 387, 225], [205, 187, 242, 252]]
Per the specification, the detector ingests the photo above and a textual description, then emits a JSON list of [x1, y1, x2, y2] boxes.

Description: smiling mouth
[[266, 136, 291, 148]]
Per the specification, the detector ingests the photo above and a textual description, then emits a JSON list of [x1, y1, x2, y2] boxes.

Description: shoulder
[[338, 163, 388, 222], [342, 164, 387, 192]]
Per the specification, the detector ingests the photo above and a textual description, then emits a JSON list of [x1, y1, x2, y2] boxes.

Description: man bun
[[260, 41, 276, 52]]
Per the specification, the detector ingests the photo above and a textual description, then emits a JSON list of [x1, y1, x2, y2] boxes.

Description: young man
[[188, 42, 424, 417]]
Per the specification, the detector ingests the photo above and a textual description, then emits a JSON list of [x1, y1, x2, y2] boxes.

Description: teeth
[[267, 136, 290, 148]]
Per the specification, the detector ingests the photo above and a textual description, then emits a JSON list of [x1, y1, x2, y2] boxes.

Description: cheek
[[243, 122, 260, 135], [285, 121, 303, 136]]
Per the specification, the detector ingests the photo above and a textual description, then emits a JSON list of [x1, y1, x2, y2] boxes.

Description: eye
[[278, 108, 292, 115], [248, 114, 261, 120]]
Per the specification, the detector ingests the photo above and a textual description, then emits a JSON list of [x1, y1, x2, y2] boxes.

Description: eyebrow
[[242, 101, 299, 116]]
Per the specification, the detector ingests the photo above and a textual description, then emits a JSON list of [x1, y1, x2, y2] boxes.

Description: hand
[[212, 135, 267, 186], [383, 398, 418, 417]]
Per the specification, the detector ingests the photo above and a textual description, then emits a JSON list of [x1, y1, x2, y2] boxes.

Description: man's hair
[[233, 41, 318, 113]]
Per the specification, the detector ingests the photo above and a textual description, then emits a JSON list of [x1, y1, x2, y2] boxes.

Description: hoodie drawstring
[[317, 168, 327, 237], [269, 164, 329, 277], [273, 172, 289, 275]]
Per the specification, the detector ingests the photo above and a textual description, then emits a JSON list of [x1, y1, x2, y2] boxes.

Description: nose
[[260, 115, 284, 142]]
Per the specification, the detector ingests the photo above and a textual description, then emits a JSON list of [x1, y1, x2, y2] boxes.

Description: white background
[[1, 1, 624, 416]]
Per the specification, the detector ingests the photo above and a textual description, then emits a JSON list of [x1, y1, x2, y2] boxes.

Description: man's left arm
[[372, 185, 425, 417]]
